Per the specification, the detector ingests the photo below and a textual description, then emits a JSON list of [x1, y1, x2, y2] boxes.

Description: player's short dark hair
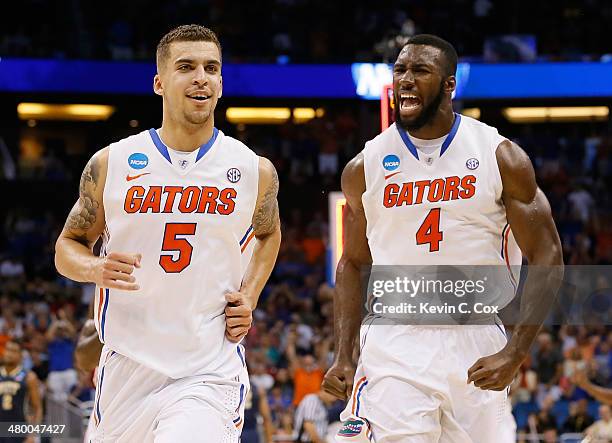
[[156, 24, 222, 68], [405, 34, 458, 77]]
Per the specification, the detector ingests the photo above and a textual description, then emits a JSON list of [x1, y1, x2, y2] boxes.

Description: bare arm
[[26, 372, 42, 424], [303, 422, 324, 443], [75, 319, 103, 373], [285, 331, 299, 374], [55, 148, 141, 289], [257, 387, 274, 443], [574, 369, 612, 405], [225, 157, 281, 342], [322, 154, 372, 400], [468, 140, 564, 390]]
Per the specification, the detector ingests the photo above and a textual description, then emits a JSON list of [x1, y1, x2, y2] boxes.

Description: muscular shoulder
[[257, 156, 278, 193], [341, 153, 365, 205], [495, 140, 537, 203], [253, 156, 280, 236]]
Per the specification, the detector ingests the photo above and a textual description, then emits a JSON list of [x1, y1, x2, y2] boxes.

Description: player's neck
[[406, 107, 455, 140], [159, 119, 215, 153]]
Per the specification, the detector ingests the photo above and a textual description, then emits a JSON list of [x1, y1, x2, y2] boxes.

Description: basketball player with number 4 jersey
[[323, 35, 563, 442], [55, 25, 281, 442]]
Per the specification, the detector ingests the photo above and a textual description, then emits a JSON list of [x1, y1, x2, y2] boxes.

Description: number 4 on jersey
[[416, 208, 443, 252], [160, 223, 196, 273]]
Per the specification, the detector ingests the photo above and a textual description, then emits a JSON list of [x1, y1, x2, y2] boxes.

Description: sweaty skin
[[55, 39, 280, 344], [323, 43, 563, 400]]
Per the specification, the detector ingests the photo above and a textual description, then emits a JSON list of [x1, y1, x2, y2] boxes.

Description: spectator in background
[[537, 395, 558, 434], [534, 332, 564, 405], [45, 309, 77, 401], [562, 398, 594, 433], [294, 388, 337, 443], [585, 404, 612, 442], [274, 411, 296, 443], [241, 385, 274, 443], [67, 369, 95, 407], [286, 330, 329, 406]]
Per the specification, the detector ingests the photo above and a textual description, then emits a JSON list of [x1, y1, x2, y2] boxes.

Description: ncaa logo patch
[[227, 168, 241, 183], [382, 154, 400, 171], [128, 153, 149, 170], [466, 158, 479, 170]]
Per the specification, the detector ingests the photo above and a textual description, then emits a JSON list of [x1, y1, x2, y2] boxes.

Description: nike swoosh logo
[[126, 172, 151, 181], [384, 171, 401, 180]]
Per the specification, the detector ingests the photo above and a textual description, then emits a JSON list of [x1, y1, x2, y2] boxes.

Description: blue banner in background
[[1, 58, 612, 99]]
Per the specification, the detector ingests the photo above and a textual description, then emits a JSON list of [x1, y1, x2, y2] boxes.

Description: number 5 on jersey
[[416, 208, 443, 252], [160, 223, 196, 273]]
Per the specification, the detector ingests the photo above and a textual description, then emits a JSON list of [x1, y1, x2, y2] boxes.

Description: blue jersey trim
[[355, 380, 368, 417], [101, 289, 110, 342], [439, 113, 461, 156], [148, 127, 219, 165], [396, 125, 419, 160], [239, 226, 254, 246], [395, 113, 462, 160], [148, 128, 171, 163]]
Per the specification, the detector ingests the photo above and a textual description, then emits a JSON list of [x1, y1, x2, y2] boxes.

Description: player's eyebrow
[[174, 58, 221, 66]]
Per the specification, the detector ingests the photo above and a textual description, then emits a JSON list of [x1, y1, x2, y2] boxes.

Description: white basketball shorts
[[89, 346, 249, 443], [338, 321, 516, 443]]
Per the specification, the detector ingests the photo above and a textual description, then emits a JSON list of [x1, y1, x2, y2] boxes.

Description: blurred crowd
[[0, 113, 611, 441], [2, 0, 611, 63]]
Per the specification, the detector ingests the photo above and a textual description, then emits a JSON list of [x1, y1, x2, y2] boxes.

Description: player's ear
[[218, 76, 223, 99], [153, 74, 163, 96], [445, 75, 456, 95]]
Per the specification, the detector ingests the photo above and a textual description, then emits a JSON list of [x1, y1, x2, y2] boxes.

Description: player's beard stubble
[[394, 80, 445, 132]]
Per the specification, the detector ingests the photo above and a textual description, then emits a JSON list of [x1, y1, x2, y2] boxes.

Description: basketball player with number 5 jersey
[[55, 25, 281, 442], [323, 35, 563, 442]]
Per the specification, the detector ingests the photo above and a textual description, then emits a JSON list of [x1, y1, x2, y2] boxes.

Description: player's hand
[[224, 292, 254, 343], [92, 252, 141, 290], [467, 348, 523, 391], [322, 359, 355, 401]]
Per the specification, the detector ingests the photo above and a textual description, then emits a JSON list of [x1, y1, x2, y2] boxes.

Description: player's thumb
[[225, 292, 243, 305], [134, 253, 142, 268]]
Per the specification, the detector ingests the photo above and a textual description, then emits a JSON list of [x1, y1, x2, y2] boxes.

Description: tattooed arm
[[55, 148, 141, 290], [224, 157, 281, 342]]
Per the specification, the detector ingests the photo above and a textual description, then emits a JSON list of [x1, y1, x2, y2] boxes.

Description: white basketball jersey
[[94, 128, 258, 379], [362, 115, 522, 306]]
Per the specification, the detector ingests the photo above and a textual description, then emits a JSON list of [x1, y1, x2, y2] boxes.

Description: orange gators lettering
[[124, 185, 237, 215], [197, 187, 220, 214], [459, 175, 476, 199], [163, 186, 183, 213], [218, 188, 237, 215], [397, 182, 413, 206], [428, 179, 445, 202], [383, 175, 477, 207], [124, 186, 145, 213], [140, 186, 163, 213], [443, 176, 461, 201], [413, 180, 429, 204], [383, 183, 400, 207], [178, 186, 201, 213]]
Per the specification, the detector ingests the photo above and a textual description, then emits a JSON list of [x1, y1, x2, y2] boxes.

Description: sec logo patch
[[227, 168, 241, 183], [466, 158, 479, 170]]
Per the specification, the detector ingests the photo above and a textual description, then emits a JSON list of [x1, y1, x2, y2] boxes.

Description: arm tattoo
[[253, 166, 280, 236], [64, 156, 100, 238]]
